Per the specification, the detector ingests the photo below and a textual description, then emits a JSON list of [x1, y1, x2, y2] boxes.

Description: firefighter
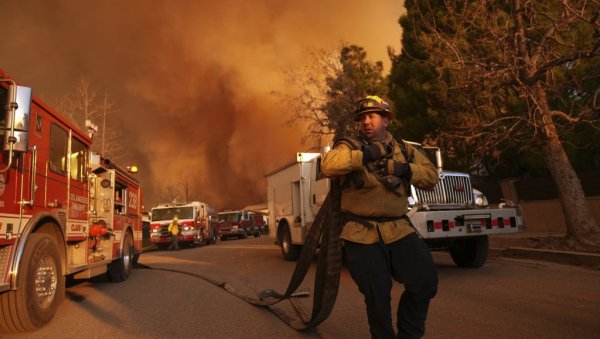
[[321, 95, 439, 339], [168, 215, 180, 250]]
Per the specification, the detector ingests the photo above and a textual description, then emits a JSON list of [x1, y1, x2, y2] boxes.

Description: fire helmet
[[173, 216, 179, 222], [352, 95, 393, 121]]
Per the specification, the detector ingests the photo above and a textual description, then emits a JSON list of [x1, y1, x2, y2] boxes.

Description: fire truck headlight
[[184, 226, 190, 231], [152, 229, 159, 233]]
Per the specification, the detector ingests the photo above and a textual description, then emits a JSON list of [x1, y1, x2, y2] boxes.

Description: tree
[[275, 44, 388, 146], [391, 0, 600, 242], [388, 1, 448, 146], [159, 171, 201, 204], [56, 76, 98, 129], [55, 76, 127, 163], [96, 94, 126, 162]]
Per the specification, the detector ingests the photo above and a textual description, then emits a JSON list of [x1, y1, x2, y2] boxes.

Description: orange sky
[[0, 0, 405, 209]]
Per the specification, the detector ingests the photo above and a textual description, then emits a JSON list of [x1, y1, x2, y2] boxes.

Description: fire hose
[[135, 178, 343, 330]]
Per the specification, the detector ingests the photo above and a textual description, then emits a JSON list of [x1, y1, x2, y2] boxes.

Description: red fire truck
[[0, 70, 143, 333], [217, 210, 263, 240], [149, 201, 218, 249]]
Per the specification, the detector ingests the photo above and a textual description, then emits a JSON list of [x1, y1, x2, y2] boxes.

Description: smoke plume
[[0, 0, 404, 209]]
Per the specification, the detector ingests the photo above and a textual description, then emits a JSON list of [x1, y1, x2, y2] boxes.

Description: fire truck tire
[[280, 224, 300, 261], [0, 233, 64, 333], [108, 231, 134, 282], [449, 235, 489, 268]]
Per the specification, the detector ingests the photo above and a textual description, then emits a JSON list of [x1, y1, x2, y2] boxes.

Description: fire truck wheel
[[0, 233, 64, 333], [108, 231, 134, 282], [280, 224, 300, 261], [449, 235, 489, 268]]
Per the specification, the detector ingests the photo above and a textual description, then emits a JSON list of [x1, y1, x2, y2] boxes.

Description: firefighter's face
[[358, 112, 388, 140]]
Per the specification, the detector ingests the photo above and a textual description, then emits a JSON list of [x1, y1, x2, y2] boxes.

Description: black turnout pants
[[168, 234, 179, 250], [344, 232, 438, 339]]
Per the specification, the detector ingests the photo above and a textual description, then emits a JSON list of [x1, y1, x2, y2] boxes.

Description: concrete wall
[[518, 197, 600, 233]]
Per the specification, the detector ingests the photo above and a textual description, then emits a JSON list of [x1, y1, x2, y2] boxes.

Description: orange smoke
[[0, 0, 404, 209]]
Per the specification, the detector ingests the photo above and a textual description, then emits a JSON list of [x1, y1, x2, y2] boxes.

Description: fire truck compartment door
[[95, 170, 115, 216], [88, 170, 116, 262], [310, 177, 329, 216]]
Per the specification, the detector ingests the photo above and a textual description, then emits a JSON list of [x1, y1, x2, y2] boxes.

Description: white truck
[[267, 148, 524, 268]]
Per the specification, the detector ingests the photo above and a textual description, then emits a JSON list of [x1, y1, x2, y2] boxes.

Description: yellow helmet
[[352, 95, 394, 121], [173, 216, 179, 222]]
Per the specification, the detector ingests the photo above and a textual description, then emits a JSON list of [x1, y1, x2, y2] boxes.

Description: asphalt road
[[6, 236, 599, 339]]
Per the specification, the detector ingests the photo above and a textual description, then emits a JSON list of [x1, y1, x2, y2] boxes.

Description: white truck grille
[[414, 172, 473, 206]]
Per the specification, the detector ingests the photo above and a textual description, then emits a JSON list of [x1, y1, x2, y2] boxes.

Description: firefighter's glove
[[382, 175, 402, 190], [372, 159, 412, 180], [361, 142, 393, 165]]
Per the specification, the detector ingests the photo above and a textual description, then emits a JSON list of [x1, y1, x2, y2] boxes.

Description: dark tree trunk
[[535, 85, 599, 238], [512, 0, 599, 239]]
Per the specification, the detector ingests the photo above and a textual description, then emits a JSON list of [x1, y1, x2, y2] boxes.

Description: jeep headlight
[[473, 189, 488, 207]]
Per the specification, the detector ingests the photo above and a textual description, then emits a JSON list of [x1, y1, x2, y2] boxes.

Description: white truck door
[[310, 159, 330, 216]]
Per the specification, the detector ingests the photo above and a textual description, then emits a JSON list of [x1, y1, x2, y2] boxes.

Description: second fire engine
[[149, 201, 217, 248], [217, 210, 264, 240]]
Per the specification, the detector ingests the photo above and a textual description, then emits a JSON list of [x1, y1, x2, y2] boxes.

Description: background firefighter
[[321, 95, 439, 338], [168, 216, 180, 250]]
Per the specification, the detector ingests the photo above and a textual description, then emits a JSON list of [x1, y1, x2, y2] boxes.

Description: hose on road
[[135, 178, 343, 331]]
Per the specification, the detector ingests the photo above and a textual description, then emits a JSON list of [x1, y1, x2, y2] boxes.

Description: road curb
[[491, 247, 600, 269]]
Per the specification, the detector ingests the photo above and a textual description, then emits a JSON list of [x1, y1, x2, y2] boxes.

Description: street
[[1, 2, 599, 339], [7, 236, 599, 339]]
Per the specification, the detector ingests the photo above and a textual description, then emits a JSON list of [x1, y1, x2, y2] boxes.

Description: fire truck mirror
[[3, 85, 32, 152], [90, 154, 106, 174]]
